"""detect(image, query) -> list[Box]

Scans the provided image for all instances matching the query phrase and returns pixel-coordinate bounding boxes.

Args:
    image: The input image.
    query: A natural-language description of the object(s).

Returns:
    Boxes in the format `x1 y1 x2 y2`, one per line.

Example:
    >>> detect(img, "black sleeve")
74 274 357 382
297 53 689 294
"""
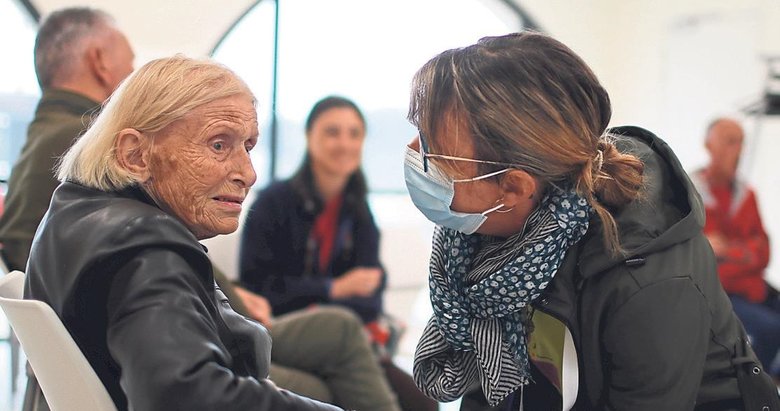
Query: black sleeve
332 203 385 322
352 202 382 268
239 188 331 311
105 248 341 411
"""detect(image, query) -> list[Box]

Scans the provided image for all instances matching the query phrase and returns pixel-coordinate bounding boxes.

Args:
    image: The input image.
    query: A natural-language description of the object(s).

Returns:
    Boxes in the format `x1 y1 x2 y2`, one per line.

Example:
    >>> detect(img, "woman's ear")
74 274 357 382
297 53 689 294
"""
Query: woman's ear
499 169 538 208
115 128 152 182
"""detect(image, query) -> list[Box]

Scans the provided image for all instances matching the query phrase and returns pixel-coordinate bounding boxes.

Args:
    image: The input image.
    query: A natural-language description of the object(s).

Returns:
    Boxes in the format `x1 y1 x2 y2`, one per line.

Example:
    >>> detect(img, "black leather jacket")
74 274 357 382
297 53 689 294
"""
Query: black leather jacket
25 182 340 411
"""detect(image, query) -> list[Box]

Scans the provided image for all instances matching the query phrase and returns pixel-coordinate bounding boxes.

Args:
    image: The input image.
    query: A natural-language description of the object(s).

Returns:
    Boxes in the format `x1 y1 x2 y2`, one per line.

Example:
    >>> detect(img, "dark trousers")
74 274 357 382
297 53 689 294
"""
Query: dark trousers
729 294 780 376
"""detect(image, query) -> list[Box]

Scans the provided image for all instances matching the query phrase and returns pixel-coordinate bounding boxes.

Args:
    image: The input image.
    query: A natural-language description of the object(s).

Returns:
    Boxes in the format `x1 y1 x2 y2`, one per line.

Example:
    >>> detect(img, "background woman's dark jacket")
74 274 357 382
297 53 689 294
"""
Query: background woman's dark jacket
239 169 385 322
534 126 759 410
25 182 339 411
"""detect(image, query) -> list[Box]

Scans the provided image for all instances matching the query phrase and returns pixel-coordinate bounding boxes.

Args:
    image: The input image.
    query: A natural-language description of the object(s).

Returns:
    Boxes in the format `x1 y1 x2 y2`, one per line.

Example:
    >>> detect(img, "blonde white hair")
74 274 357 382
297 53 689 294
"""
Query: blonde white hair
57 55 254 191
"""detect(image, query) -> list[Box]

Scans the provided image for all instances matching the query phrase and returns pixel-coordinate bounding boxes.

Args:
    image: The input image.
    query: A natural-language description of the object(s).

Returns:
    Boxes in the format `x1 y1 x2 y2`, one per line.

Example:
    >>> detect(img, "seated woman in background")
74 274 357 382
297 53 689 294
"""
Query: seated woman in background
238 96 436 411
25 56 344 411
240 96 384 325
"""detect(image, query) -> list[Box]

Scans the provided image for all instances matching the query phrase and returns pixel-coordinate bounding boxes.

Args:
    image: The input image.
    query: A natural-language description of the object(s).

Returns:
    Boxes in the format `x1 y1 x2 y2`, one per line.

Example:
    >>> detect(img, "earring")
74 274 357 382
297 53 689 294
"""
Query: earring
494 198 515 213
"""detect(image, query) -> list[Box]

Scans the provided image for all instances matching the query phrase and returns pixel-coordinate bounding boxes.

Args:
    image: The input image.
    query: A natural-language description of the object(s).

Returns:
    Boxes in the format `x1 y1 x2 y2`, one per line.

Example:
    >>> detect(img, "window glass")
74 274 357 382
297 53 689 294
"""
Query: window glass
0 1 38 406
213 0 277 186
0 0 38 182
214 0 523 192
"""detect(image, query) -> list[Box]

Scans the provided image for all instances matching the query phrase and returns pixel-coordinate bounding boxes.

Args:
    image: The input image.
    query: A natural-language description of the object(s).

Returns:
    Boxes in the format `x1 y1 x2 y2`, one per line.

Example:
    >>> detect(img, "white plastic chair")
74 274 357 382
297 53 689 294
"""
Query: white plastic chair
0 256 9 276
0 271 117 411
0 256 23 400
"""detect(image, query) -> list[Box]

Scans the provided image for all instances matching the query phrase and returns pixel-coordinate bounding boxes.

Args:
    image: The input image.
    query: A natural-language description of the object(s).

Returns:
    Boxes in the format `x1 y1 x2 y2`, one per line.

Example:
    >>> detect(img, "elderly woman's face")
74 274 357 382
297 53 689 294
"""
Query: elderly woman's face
147 93 258 239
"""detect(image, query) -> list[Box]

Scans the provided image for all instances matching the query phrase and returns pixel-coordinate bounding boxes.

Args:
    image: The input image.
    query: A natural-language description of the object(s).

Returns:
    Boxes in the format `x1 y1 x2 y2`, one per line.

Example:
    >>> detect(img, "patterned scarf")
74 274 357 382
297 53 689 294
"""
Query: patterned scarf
413 188 591 406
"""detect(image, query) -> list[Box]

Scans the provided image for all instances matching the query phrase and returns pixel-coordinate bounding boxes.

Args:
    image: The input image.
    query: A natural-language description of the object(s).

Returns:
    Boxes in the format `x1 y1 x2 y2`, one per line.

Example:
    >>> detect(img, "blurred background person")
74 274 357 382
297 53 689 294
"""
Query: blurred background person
239 95 437 411
0 7 134 272
240 96 383 325
691 117 780 378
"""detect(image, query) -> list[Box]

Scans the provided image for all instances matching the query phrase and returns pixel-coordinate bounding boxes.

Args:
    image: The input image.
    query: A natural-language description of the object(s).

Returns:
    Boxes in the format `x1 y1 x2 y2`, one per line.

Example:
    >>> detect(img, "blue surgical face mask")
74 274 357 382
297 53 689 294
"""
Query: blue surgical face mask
403 146 510 235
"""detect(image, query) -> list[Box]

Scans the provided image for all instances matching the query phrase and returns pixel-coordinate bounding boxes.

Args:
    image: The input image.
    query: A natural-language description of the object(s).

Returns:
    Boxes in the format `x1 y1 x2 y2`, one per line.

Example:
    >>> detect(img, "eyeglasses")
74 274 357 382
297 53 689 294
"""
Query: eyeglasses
417 132 525 173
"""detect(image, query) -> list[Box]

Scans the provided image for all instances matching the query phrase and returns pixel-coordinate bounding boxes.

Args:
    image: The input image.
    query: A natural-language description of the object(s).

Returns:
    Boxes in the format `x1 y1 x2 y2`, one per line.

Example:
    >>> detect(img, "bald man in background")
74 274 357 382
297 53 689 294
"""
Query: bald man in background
691 117 780 379
0 7 134 272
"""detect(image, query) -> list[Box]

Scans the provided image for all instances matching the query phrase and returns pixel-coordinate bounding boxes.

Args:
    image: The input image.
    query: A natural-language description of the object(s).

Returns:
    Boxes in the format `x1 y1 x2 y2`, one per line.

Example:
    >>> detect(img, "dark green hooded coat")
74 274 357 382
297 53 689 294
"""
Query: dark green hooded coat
535 126 756 410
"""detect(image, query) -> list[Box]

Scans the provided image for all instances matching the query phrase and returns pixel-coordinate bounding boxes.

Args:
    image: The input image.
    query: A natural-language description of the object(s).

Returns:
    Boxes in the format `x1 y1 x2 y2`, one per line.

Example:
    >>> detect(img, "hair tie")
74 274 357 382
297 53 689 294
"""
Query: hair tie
594 149 604 172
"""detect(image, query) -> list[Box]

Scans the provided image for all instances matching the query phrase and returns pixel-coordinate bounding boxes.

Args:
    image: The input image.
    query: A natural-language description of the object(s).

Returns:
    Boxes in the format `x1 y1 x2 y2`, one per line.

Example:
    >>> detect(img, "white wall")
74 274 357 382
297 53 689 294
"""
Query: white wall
519 0 780 286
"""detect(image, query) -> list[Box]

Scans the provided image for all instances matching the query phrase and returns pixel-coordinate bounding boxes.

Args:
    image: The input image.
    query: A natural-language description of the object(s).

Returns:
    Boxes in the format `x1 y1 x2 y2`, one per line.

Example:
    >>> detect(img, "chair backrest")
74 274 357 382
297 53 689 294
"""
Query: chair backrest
0 255 9 276
0 271 117 411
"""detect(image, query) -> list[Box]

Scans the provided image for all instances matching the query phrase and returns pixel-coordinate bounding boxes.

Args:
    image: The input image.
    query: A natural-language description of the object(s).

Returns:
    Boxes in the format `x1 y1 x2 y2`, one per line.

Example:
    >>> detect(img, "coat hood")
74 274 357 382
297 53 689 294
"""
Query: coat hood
577 126 706 277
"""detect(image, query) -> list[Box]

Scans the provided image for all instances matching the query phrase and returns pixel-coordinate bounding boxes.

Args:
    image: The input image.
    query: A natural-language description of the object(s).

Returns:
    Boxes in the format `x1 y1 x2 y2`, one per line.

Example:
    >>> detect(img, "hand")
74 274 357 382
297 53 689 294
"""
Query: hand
706 232 728 258
330 267 382 299
233 286 274 328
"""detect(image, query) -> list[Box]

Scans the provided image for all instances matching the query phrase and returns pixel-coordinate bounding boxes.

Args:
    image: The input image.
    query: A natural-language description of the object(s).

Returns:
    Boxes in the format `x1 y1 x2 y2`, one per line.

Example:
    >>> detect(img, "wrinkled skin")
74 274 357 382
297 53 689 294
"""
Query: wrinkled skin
145 94 258 240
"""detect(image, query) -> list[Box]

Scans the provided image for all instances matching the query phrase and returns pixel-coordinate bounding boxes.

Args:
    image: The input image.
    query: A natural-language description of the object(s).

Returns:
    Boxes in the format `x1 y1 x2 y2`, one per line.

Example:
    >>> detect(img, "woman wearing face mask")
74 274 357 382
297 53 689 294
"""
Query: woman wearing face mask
404 32 779 410
239 96 437 411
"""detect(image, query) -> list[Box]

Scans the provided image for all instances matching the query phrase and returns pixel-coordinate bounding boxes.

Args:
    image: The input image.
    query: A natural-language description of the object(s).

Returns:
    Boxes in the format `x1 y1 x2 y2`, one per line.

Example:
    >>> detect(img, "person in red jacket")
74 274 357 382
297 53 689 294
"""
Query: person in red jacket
691 117 780 377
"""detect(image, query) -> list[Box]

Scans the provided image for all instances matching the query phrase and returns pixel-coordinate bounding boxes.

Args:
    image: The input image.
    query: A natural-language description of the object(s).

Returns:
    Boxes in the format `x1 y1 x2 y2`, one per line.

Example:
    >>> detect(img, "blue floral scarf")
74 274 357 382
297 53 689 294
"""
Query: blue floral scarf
413 188 592 406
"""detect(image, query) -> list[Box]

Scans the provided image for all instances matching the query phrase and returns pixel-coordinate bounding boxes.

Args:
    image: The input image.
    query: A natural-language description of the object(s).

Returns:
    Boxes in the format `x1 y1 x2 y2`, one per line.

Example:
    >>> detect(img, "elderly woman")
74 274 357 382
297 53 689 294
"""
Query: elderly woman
404 32 779 410
24 56 344 411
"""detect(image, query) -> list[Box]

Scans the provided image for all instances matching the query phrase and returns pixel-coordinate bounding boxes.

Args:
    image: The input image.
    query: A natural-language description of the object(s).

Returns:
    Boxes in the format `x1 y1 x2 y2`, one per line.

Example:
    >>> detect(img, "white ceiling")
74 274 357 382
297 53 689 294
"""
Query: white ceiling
24 0 260 63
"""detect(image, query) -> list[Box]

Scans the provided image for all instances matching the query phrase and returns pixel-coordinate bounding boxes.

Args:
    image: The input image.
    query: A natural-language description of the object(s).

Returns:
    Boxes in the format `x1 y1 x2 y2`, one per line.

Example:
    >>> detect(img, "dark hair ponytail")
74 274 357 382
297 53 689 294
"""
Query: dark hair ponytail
576 136 644 254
